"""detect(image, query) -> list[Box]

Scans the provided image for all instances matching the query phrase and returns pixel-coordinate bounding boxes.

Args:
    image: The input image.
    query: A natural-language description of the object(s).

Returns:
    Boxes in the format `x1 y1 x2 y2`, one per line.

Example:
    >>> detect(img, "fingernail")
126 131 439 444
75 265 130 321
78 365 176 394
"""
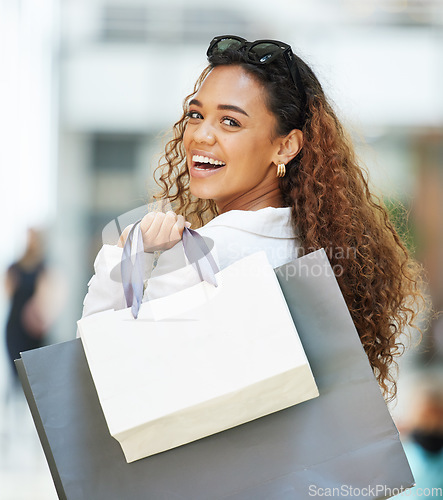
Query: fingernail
185 221 191 228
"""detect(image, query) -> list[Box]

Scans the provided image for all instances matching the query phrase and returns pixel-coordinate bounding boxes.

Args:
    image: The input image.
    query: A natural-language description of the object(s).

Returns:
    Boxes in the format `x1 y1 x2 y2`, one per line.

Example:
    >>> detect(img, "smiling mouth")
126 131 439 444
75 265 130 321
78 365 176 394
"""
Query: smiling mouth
192 155 226 171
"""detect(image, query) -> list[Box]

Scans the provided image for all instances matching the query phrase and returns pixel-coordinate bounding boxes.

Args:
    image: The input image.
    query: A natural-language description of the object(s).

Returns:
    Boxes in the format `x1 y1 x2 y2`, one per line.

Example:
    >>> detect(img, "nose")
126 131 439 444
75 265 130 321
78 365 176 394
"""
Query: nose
192 120 216 146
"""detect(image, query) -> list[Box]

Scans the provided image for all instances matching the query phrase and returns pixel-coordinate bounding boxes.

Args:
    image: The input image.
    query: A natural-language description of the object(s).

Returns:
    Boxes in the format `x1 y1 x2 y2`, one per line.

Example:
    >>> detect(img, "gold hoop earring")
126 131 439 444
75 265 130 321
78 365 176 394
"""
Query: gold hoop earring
277 163 286 178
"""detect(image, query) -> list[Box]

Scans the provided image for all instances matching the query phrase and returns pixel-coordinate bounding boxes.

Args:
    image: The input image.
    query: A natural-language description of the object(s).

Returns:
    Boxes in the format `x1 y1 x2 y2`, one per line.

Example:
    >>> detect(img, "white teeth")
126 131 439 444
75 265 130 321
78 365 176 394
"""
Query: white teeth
192 155 225 166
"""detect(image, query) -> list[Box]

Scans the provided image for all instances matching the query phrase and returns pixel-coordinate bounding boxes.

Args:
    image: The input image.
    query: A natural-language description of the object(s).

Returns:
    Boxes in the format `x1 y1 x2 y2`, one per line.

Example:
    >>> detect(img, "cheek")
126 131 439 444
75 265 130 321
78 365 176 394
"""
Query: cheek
238 137 272 166
220 136 247 162
183 127 190 148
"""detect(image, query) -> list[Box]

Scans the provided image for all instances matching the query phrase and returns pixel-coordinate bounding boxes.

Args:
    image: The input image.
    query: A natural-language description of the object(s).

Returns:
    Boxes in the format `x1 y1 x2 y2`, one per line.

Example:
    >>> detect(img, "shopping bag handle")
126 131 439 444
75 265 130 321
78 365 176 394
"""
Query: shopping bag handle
121 220 219 318
182 226 219 287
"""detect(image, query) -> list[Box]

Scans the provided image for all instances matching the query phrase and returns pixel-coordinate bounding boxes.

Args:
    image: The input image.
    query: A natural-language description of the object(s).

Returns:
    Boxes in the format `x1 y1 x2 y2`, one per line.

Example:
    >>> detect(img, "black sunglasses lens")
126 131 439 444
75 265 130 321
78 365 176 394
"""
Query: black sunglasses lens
249 43 281 63
211 38 244 55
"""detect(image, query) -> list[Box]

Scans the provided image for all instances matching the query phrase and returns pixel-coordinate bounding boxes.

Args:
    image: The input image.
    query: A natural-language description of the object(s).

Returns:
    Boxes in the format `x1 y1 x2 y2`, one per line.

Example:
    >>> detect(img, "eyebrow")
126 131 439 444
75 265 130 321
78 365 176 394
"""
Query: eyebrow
189 99 249 117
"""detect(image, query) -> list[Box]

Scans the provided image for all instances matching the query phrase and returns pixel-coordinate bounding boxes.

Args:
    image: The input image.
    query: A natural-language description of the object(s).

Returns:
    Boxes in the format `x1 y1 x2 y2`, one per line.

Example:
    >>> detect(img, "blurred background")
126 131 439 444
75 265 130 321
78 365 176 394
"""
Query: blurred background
1 0 442 498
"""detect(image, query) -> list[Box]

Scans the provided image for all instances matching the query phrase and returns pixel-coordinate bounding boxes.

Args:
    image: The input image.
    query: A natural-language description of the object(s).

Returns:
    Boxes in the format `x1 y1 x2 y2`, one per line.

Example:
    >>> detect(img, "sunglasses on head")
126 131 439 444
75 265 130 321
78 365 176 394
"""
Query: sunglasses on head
207 35 303 92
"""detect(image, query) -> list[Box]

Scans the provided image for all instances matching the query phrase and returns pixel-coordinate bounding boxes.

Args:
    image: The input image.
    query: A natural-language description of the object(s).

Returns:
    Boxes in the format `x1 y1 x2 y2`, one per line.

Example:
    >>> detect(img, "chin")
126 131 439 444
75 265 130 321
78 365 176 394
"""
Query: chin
189 182 216 201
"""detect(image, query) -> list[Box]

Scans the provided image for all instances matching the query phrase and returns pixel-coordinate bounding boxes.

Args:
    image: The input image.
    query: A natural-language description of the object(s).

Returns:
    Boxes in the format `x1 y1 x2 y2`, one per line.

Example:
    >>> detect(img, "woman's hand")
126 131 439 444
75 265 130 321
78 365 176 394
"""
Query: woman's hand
117 211 189 252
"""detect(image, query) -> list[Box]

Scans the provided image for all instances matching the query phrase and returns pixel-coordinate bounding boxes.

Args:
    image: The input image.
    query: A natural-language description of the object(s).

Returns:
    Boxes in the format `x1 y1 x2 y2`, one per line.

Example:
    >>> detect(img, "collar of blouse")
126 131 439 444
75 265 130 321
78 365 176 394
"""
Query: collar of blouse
202 206 296 239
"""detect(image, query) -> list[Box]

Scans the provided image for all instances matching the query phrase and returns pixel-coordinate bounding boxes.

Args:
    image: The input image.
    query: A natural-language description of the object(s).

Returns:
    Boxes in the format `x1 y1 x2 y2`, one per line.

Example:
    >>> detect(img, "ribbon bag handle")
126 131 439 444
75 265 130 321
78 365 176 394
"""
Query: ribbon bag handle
121 224 219 319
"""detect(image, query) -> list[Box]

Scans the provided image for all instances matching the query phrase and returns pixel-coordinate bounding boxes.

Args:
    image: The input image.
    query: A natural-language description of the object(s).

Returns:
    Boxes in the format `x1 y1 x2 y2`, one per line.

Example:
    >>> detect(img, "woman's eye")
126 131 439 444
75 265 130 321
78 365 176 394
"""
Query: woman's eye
186 111 202 119
221 117 240 127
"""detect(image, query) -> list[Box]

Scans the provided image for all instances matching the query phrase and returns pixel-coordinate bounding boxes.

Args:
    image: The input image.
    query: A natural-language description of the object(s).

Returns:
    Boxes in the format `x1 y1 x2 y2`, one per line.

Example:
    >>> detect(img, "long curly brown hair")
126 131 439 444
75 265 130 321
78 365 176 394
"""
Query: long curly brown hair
154 46 425 401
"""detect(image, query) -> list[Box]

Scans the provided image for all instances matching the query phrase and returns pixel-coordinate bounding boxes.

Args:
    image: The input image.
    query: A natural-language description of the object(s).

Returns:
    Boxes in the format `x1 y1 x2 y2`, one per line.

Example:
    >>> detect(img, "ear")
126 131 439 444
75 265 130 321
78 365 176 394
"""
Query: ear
274 129 303 165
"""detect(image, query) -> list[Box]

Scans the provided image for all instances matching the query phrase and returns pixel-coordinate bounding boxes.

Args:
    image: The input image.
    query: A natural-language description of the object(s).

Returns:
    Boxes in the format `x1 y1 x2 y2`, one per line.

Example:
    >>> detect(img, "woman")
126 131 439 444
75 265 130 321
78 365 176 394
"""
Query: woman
5 228 49 381
82 36 424 401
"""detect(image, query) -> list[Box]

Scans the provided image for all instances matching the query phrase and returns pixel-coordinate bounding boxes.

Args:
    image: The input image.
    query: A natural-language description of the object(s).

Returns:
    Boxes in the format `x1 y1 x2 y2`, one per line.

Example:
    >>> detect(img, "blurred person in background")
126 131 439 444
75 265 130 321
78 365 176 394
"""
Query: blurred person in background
397 370 443 497
4 227 64 385
412 156 443 364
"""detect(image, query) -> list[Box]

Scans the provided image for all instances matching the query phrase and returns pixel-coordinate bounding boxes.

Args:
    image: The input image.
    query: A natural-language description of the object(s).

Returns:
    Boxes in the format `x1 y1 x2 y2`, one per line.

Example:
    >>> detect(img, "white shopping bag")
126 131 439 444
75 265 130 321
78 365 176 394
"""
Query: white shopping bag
78 251 318 463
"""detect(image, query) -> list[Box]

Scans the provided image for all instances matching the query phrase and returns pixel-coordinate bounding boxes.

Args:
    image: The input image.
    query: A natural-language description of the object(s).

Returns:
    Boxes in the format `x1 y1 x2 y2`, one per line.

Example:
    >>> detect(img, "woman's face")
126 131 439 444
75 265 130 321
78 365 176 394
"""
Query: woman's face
183 65 283 212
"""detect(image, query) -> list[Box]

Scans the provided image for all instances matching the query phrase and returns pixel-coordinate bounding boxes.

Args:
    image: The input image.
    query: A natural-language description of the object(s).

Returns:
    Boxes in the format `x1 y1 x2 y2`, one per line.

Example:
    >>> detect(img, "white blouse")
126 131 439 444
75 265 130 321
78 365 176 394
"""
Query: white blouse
81 207 300 320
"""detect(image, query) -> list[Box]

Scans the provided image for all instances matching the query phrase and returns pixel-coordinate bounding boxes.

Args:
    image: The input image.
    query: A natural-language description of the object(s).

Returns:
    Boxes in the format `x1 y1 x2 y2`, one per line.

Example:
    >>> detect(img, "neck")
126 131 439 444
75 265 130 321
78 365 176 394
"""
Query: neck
217 183 284 214
19 251 42 269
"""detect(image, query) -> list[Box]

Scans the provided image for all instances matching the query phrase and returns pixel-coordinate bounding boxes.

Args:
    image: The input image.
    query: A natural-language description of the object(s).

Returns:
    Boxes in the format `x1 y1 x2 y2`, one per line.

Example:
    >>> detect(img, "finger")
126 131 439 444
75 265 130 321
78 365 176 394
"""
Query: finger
142 213 167 251
156 211 178 242
145 212 166 239
175 214 186 235
173 215 185 238
185 221 191 228
140 212 156 234
170 215 185 241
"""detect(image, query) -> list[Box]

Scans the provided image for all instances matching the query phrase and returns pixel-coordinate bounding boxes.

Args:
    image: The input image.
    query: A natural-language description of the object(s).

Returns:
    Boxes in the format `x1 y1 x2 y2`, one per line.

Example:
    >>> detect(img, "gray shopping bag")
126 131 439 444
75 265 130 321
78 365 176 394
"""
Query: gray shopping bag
16 249 414 499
